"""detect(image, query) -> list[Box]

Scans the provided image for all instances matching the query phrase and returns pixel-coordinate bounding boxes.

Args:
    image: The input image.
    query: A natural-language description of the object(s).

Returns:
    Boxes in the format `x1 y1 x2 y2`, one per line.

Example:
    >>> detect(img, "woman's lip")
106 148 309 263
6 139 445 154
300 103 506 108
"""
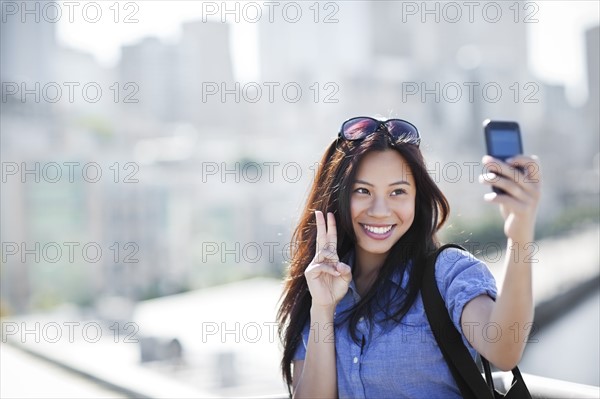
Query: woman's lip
360 223 396 228
360 224 396 240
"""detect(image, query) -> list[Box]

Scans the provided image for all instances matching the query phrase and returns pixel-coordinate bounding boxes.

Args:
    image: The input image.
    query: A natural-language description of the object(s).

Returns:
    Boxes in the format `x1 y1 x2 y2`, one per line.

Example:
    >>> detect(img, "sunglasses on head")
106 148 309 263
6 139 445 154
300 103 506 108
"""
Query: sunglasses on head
338 116 421 146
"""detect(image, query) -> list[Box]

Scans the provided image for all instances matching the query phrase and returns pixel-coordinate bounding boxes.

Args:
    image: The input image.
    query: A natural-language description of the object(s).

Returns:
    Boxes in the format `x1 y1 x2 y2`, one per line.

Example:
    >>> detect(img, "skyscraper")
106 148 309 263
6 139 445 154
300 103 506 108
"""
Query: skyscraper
176 20 235 129
585 25 599 147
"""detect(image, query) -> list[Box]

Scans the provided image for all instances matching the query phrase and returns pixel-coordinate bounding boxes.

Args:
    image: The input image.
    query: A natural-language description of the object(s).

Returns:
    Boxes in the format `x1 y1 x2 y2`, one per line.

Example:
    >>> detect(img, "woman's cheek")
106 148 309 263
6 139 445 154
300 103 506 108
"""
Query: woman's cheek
398 198 416 219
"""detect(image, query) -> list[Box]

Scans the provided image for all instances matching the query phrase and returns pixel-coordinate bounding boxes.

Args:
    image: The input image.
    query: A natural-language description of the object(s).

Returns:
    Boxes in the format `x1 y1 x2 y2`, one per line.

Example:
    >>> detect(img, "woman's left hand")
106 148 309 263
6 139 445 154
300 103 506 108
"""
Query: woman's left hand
479 154 542 243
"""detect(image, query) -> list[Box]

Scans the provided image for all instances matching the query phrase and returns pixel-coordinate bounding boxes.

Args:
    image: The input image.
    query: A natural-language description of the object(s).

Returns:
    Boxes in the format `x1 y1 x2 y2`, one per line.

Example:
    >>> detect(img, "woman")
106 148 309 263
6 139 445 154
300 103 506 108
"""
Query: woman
276 116 541 398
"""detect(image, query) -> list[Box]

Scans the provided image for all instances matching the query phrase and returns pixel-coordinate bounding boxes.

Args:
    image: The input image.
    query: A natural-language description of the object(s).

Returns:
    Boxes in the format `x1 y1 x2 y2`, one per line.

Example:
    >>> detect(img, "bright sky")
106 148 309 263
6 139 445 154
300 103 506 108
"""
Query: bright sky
56 1 261 77
54 1 599 105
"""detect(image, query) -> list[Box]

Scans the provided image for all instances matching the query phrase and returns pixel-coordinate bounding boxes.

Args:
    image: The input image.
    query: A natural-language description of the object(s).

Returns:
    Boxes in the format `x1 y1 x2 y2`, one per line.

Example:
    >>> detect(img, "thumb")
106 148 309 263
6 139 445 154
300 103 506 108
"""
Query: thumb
336 262 352 275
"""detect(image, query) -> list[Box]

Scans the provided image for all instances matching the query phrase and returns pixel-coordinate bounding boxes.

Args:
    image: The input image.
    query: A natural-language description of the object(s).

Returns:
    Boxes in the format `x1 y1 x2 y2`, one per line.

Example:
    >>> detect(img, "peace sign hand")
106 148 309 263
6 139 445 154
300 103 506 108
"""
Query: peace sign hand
304 211 352 309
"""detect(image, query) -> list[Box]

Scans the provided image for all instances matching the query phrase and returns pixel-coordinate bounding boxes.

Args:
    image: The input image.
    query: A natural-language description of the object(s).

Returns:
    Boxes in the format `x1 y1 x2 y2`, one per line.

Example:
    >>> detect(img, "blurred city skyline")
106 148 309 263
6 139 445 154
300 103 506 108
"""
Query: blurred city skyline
2 0 599 313
54 0 599 104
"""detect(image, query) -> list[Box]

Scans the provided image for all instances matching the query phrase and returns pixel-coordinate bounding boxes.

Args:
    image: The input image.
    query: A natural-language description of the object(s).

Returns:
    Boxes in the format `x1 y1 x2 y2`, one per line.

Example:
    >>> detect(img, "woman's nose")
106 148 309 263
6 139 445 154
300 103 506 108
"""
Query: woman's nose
367 196 391 217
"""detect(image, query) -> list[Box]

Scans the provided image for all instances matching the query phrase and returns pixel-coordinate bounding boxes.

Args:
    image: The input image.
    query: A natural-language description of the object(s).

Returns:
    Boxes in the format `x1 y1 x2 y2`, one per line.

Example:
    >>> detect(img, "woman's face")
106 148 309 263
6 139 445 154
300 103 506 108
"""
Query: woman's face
350 149 416 260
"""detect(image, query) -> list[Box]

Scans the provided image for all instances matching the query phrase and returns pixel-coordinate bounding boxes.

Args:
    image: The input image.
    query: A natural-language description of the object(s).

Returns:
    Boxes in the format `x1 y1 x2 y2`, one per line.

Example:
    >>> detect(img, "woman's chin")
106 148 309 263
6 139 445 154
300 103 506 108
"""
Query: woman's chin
357 242 394 255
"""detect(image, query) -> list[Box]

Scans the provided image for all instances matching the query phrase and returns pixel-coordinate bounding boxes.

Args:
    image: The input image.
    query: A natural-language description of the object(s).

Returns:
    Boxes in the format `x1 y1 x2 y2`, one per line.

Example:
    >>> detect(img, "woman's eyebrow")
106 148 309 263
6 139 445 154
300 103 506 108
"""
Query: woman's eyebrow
353 179 411 186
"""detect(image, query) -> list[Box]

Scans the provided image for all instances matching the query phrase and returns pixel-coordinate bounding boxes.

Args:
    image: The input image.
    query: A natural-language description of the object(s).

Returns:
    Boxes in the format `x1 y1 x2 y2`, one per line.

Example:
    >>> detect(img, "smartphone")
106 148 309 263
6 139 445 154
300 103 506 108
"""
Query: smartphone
483 119 523 195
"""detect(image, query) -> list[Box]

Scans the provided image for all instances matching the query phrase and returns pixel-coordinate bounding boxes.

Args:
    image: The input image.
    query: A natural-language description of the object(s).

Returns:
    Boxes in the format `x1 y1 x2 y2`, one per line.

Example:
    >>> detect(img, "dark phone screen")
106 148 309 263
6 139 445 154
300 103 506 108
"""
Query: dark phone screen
489 129 521 158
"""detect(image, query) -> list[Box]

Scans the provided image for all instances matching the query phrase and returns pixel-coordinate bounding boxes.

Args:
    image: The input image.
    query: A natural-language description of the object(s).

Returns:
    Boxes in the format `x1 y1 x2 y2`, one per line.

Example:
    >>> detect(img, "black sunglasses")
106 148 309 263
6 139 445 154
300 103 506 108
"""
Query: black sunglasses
338 116 421 146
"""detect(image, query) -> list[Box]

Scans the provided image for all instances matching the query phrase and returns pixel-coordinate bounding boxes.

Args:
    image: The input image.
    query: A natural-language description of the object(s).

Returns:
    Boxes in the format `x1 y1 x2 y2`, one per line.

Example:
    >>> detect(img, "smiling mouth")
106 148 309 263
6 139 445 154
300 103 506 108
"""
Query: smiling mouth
360 223 396 235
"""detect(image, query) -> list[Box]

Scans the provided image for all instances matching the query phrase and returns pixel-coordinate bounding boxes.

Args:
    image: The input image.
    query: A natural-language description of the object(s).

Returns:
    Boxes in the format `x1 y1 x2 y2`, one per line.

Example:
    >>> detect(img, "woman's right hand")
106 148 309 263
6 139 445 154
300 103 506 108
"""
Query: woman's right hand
304 211 352 309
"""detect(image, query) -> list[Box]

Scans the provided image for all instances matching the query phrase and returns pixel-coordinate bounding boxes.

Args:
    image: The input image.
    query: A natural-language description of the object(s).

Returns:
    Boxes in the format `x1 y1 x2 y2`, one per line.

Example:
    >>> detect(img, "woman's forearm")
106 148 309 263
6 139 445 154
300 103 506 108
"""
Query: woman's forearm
486 237 535 370
294 306 338 398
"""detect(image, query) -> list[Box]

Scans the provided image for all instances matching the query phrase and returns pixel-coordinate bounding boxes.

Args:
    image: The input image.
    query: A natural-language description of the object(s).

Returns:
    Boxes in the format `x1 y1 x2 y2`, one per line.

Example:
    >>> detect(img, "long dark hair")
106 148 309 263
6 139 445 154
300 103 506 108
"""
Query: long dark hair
276 128 450 394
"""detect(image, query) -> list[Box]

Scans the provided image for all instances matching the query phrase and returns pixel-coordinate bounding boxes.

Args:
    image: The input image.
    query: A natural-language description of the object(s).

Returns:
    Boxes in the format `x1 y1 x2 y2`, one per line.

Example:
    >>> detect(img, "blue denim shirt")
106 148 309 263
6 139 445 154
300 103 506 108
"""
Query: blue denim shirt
293 247 498 398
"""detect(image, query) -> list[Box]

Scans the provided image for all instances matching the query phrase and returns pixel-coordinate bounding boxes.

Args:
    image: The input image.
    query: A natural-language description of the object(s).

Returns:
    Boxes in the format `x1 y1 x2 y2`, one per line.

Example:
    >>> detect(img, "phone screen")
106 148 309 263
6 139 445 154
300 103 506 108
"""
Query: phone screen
489 129 521 159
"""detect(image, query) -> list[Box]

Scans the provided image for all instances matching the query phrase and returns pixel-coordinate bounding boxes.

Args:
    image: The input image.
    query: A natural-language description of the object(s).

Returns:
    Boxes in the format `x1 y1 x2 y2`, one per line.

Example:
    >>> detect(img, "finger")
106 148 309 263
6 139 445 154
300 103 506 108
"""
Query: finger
335 262 353 281
504 155 542 185
482 155 541 200
335 261 352 274
305 263 341 278
316 247 339 265
326 212 338 256
482 155 524 182
483 191 524 210
484 193 531 221
482 155 541 196
479 172 528 202
314 210 326 261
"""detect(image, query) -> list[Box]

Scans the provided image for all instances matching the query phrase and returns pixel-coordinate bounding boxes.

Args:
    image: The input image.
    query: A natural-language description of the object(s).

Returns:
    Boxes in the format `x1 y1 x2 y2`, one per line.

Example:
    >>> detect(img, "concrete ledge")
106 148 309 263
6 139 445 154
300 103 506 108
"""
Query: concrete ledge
4 340 148 398
2 337 215 399
534 274 600 329
493 371 600 398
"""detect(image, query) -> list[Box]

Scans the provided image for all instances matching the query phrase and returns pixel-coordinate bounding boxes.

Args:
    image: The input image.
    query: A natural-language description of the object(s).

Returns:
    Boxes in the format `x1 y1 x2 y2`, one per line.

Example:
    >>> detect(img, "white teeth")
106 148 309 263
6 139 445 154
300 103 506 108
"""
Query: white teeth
363 224 393 234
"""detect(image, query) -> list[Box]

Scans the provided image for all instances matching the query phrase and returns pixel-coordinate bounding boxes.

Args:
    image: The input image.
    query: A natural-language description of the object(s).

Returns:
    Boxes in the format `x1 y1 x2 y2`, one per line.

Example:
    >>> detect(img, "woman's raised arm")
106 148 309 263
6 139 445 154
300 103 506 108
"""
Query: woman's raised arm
462 155 542 370
292 211 352 398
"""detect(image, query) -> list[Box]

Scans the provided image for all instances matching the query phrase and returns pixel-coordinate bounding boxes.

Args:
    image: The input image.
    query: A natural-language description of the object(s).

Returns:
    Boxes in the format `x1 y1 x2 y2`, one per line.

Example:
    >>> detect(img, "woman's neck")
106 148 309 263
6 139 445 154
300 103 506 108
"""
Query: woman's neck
353 248 388 294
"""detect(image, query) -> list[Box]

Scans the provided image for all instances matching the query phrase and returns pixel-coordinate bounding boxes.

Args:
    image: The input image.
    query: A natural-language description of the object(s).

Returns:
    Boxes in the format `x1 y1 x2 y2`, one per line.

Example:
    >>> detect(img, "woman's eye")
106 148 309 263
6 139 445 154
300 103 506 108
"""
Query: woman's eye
354 188 406 195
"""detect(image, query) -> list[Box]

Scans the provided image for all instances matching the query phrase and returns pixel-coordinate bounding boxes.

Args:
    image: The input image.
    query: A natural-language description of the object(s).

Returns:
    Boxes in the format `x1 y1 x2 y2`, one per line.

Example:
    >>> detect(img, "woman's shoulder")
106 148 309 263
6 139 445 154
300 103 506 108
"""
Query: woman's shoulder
434 245 481 269
433 244 495 288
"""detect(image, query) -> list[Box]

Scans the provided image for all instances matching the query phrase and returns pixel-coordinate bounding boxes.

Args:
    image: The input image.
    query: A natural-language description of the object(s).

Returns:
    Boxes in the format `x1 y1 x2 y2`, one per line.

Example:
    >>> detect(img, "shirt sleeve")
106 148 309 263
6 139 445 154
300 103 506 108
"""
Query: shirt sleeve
434 246 498 336
292 319 311 361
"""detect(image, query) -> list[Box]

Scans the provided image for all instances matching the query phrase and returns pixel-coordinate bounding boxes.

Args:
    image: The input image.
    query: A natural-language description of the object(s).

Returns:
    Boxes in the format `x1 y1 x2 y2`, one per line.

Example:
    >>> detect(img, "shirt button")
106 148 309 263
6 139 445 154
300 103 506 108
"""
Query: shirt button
359 317 364 323
353 356 358 364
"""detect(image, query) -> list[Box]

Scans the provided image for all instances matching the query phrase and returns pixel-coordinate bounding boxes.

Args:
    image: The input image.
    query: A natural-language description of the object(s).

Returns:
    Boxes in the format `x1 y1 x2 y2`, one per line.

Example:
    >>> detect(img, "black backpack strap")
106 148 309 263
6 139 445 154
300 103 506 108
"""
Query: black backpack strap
421 244 494 399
